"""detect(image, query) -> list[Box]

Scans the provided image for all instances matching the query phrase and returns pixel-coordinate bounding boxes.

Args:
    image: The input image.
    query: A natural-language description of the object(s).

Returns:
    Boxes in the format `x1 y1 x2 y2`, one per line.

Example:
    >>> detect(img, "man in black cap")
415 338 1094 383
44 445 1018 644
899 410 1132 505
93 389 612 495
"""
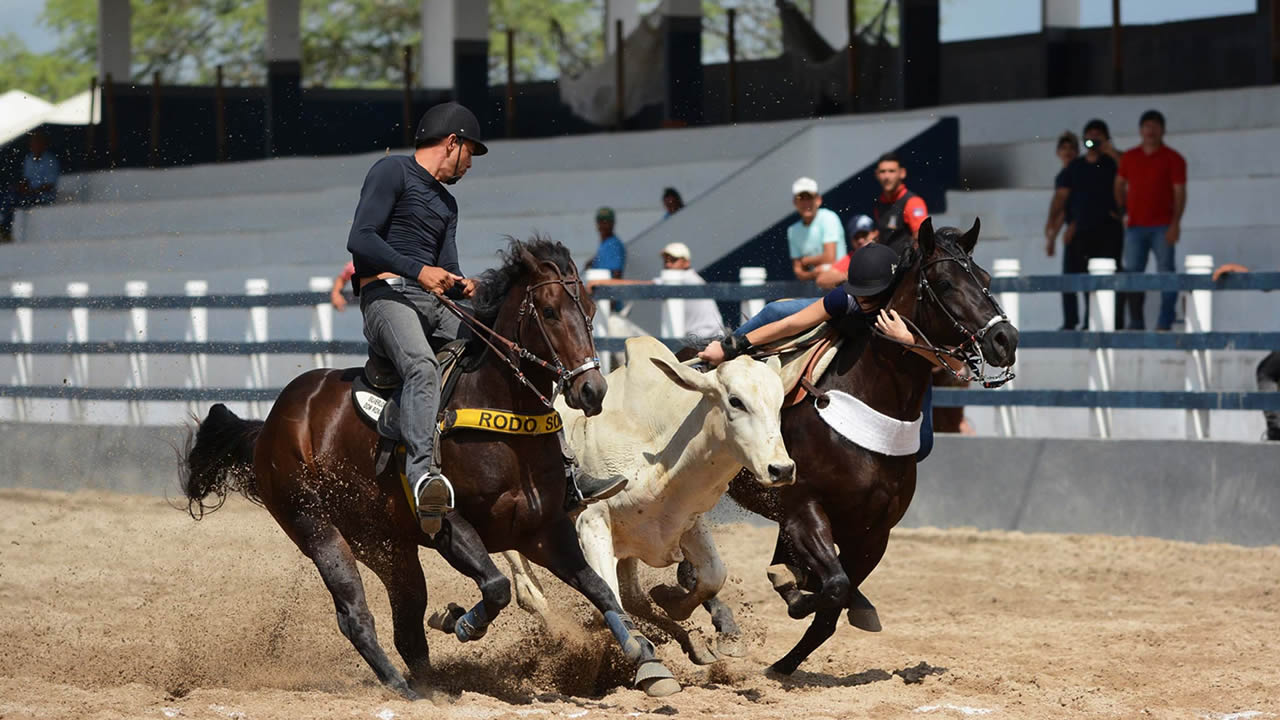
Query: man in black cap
346 101 488 536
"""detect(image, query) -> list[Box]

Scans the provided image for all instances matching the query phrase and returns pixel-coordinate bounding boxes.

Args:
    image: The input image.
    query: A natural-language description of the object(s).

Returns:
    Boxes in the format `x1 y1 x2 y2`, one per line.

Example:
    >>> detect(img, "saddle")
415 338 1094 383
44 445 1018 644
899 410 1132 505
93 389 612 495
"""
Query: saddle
755 325 844 408
351 339 478 442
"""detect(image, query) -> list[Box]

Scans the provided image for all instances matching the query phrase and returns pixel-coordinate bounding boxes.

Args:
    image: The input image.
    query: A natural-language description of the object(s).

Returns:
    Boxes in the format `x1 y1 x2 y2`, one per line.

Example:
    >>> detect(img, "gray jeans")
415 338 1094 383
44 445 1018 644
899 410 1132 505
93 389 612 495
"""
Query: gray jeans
359 281 461 482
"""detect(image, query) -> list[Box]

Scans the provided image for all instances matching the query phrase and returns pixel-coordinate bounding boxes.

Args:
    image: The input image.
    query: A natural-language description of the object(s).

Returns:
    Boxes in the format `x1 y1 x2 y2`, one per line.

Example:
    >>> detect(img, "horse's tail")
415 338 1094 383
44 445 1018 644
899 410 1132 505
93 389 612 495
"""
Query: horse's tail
180 403 265 519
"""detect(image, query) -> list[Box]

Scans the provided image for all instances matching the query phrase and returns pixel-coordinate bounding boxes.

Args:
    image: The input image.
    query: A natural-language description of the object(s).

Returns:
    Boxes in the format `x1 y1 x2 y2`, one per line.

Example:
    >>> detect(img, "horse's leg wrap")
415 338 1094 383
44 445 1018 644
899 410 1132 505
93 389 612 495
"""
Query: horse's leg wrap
454 600 490 642
604 610 651 663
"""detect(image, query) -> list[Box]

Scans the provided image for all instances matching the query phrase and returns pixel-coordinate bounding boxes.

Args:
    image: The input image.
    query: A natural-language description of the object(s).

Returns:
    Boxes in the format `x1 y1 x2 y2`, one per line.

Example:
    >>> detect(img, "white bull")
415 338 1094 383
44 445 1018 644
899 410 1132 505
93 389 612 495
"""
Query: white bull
504 336 794 662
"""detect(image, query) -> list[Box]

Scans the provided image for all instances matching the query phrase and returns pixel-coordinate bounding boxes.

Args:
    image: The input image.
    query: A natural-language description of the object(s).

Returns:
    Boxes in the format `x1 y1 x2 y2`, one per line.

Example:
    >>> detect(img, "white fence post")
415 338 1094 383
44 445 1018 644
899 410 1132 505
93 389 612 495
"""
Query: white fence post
245 278 269 419
1086 258 1116 439
739 267 767 325
125 280 149 424
184 280 209 418
584 268 614 374
992 259 1021 437
1184 254 1214 440
66 282 90 422
659 268 687 340
309 276 334 369
10 282 33 421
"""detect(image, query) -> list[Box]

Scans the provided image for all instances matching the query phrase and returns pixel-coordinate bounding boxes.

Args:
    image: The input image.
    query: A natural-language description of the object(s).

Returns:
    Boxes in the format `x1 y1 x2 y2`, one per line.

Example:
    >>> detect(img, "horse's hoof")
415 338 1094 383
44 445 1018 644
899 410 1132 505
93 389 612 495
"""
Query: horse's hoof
716 632 746 658
391 681 423 701
785 592 817 620
766 661 798 677
847 606 882 632
649 584 695 621
635 660 680 697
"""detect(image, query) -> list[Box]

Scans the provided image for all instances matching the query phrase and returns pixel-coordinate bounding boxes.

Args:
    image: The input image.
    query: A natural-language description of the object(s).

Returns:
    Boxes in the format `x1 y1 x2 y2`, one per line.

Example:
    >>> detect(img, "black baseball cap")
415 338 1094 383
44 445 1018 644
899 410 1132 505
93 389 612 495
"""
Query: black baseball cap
415 102 488 156
841 242 901 297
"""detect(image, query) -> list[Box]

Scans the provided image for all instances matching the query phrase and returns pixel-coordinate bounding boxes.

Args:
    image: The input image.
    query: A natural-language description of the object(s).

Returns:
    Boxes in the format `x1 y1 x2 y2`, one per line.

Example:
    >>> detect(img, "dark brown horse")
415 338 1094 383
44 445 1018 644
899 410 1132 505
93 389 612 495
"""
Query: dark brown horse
693 218 1018 675
181 237 680 699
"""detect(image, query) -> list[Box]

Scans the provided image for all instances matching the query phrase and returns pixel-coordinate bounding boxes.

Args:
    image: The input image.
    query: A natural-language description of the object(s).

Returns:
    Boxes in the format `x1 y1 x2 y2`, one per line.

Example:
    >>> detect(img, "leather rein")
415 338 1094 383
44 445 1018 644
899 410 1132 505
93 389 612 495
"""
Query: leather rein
436 261 600 409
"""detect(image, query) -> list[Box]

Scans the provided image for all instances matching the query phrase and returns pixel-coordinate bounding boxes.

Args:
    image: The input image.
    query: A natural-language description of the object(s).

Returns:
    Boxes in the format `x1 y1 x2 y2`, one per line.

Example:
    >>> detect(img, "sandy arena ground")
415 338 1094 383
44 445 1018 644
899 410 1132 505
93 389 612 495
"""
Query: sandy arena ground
0 488 1277 720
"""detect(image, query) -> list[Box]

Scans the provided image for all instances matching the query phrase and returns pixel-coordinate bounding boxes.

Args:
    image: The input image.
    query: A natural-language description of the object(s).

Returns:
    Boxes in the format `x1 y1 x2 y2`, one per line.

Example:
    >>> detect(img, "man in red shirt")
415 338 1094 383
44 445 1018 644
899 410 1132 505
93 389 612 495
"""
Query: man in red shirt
1115 109 1187 330
872 152 929 238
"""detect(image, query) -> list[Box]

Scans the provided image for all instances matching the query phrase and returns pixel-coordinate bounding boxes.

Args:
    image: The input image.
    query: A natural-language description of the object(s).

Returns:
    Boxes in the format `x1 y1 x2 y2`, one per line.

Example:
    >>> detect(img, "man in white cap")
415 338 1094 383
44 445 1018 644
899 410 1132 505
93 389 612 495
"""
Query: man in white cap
787 176 846 281
586 242 724 338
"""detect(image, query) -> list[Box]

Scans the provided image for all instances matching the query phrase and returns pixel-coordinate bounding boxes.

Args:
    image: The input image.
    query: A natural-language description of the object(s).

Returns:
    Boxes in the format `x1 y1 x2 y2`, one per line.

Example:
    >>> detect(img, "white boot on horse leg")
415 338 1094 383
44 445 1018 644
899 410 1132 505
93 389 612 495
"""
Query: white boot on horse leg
502 550 550 619
649 518 725 622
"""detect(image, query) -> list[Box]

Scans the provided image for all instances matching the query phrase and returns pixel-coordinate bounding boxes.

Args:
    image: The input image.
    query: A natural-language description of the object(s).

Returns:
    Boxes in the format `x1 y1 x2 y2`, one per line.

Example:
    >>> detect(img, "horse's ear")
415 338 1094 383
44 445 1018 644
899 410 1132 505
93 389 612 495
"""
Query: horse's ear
764 355 782 376
518 245 540 270
917 217 936 257
650 356 715 396
960 217 980 255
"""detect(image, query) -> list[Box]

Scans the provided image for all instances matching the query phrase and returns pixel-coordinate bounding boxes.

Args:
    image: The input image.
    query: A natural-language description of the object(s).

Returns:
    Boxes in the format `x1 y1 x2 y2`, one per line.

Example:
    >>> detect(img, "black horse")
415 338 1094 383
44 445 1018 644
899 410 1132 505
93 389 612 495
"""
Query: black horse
693 218 1019 674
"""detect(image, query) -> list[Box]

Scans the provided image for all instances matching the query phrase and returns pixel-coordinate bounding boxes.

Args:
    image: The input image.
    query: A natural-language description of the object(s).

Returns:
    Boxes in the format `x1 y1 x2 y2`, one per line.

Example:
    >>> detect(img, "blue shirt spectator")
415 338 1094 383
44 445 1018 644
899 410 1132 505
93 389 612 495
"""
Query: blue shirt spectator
588 206 626 278
2 131 60 241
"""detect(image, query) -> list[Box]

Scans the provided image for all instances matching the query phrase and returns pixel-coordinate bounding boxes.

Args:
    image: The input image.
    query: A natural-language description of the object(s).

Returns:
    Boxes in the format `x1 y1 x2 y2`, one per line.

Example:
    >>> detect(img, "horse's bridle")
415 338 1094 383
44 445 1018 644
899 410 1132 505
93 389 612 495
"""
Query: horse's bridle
438 261 600 409
878 247 1016 389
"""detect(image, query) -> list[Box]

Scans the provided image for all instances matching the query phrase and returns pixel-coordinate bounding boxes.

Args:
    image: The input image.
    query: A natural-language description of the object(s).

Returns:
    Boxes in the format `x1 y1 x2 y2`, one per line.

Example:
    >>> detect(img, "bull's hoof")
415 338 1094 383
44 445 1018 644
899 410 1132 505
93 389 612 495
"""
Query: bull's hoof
427 602 466 634
636 660 681 697
686 634 722 666
389 679 423 701
716 632 746 658
649 584 695 621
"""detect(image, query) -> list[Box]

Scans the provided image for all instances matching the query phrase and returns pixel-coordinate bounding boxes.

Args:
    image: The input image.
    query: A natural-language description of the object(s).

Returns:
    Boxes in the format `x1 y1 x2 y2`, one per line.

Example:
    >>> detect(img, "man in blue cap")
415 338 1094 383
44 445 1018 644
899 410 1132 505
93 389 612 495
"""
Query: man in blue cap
345 102 487 536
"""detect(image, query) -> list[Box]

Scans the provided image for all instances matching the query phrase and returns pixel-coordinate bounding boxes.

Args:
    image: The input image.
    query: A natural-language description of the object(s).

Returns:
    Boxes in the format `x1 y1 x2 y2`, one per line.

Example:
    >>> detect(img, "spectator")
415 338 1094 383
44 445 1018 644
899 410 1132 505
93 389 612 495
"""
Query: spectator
816 214 879 290
1056 130 1080 168
787 177 846 281
1212 263 1279 442
330 260 356 311
1115 109 1187 330
1046 119 1124 330
662 187 684 217
1 130 61 242
872 152 928 238
587 206 626 279
587 242 724 338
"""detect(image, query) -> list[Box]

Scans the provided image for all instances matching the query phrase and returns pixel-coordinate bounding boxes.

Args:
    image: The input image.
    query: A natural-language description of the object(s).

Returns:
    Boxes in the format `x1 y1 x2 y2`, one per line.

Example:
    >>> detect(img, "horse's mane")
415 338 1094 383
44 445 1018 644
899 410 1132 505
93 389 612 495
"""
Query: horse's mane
472 235 577 325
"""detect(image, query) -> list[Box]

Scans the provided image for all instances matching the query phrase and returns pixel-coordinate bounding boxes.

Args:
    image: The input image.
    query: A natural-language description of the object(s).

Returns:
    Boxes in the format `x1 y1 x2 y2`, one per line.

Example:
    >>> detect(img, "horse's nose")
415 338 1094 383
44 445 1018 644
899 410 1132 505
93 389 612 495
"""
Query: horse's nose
576 373 608 417
984 321 1019 367
768 462 796 486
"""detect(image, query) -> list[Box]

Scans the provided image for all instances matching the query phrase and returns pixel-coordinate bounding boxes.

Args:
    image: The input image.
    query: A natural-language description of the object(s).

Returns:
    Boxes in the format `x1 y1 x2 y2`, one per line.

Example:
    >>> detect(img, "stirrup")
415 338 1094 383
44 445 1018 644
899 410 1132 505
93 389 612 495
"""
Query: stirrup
413 471 455 536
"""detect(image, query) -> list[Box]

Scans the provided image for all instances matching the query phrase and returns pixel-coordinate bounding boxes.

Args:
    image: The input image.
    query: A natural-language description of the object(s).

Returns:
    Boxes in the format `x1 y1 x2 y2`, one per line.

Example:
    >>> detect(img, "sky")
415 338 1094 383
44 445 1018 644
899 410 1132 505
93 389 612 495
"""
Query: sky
0 0 1262 55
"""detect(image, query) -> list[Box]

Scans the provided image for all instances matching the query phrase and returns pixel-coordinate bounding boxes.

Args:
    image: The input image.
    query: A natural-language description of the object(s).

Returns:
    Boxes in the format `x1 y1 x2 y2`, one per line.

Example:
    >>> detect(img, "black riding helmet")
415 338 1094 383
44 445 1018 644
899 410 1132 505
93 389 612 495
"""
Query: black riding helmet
841 242 901 298
415 102 489 156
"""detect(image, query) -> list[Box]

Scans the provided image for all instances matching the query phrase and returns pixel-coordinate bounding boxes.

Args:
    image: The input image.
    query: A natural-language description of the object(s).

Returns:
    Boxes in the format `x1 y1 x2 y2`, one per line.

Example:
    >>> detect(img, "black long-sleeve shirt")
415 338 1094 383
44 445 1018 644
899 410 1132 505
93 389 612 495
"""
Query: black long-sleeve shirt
346 155 461 295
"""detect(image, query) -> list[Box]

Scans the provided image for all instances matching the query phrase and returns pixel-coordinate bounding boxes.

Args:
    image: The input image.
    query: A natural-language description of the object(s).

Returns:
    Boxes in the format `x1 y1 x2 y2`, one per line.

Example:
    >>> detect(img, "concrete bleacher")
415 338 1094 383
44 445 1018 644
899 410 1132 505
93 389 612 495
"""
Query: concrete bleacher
2 85 1278 439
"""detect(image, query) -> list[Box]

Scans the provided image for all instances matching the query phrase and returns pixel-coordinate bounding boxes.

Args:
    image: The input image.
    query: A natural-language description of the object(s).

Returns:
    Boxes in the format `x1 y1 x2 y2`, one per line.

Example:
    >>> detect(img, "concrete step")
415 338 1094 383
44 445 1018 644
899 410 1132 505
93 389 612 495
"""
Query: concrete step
20 160 736 245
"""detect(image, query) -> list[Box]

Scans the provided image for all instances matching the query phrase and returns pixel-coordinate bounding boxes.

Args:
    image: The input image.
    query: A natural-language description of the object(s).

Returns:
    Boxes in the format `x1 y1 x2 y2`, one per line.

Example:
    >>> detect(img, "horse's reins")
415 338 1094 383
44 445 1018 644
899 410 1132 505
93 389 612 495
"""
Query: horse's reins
436 261 600 409
872 247 1015 389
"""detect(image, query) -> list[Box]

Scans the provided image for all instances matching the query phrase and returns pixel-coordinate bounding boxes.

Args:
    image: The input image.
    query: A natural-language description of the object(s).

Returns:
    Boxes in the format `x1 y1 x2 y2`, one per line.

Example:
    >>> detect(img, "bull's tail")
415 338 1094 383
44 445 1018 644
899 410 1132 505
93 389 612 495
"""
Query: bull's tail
180 403 265 518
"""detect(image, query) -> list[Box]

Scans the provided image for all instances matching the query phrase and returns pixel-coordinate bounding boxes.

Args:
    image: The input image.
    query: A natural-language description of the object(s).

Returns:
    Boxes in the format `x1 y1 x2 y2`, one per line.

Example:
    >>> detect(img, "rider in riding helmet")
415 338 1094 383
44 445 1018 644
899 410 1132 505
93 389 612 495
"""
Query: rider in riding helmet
699 242 959 462
347 101 483 536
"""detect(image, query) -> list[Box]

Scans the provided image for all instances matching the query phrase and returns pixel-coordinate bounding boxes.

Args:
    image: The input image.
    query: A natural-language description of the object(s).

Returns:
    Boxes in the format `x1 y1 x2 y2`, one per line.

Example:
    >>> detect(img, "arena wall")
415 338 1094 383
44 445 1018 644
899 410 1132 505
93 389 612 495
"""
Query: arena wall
2 423 1275 547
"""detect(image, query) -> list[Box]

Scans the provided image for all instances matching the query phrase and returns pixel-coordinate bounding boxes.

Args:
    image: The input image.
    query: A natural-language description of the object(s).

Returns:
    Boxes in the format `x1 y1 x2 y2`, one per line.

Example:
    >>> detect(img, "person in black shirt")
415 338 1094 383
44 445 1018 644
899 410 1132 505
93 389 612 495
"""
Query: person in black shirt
1045 119 1124 330
347 102 486 536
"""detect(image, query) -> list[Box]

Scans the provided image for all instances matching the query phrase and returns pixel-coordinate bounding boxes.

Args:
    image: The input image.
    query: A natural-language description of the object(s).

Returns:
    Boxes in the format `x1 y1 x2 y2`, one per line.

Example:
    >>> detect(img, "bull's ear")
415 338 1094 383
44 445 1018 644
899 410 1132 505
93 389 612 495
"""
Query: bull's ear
650 356 715 396
765 355 782 376
917 217 936 257
960 217 981 255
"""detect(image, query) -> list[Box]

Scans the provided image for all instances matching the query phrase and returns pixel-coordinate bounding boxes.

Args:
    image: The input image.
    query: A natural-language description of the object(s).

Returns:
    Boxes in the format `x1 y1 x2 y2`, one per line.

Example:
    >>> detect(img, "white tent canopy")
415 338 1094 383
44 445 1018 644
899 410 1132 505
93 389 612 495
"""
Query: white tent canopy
0 88 100 146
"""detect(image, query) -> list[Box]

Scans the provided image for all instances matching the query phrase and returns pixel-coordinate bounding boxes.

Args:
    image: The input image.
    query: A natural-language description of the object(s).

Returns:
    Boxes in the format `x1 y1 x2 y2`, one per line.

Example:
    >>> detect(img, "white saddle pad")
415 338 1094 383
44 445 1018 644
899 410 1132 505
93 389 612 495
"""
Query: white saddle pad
815 389 922 457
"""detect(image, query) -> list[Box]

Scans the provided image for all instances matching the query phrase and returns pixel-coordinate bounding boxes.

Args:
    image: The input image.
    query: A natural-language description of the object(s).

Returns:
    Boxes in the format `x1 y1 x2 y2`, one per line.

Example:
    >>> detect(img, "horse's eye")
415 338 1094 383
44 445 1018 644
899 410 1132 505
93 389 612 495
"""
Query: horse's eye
729 396 746 411
542 306 558 320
